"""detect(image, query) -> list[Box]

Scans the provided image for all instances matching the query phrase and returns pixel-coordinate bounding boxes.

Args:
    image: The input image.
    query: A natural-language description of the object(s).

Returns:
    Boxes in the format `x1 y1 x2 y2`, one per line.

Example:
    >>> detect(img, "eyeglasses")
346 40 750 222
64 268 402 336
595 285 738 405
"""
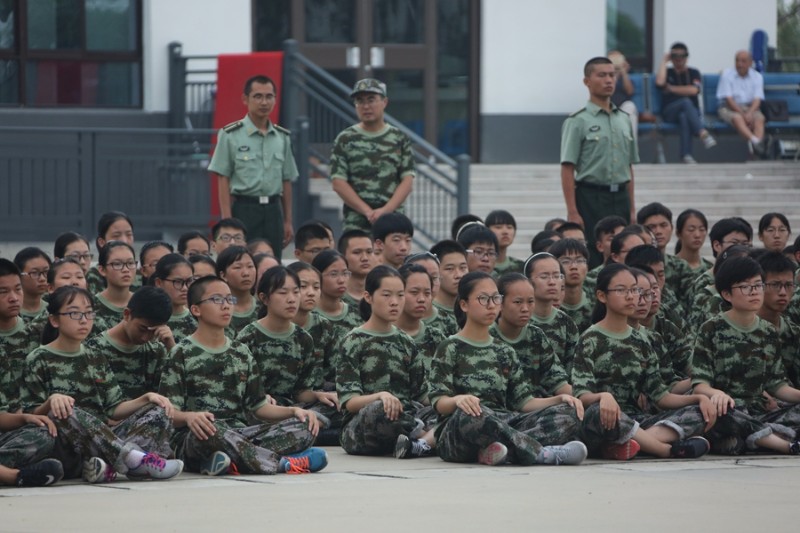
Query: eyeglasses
639 290 654 302
765 281 795 292
22 269 50 279
107 260 137 271
558 257 588 267
217 233 245 243
324 270 352 280
186 250 211 257
534 273 565 282
57 311 96 321
474 293 503 307
763 227 789 235
606 287 644 297
731 283 766 295
466 249 498 260
197 295 237 306
65 253 93 262
301 247 327 256
722 240 752 247
163 277 198 290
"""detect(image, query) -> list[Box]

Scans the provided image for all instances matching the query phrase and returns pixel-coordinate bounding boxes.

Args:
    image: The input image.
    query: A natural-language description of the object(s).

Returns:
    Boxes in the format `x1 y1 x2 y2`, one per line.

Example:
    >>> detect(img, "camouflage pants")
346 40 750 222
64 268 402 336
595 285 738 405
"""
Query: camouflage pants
706 406 797 453
437 404 581 465
175 418 314 475
340 400 425 456
581 404 707 456
0 424 56 469
111 405 174 459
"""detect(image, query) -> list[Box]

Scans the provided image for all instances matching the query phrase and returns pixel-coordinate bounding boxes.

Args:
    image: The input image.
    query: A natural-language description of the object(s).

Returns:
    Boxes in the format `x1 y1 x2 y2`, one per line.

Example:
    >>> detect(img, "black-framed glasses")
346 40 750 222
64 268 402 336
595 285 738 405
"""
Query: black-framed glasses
765 281 796 292
197 295 237 306
217 233 245 243
474 293 503 307
65 253 94 262
164 277 198 290
558 257 588 267
57 311 96 321
721 239 752 247
731 283 765 295
22 269 50 279
466 249 498 260
606 287 643 297
301 247 327 256
107 260 137 271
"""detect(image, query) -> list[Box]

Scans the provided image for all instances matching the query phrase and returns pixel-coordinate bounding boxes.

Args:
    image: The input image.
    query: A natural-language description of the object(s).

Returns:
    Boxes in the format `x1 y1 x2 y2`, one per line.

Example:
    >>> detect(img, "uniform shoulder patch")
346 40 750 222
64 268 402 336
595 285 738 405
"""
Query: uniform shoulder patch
222 121 244 133
568 107 586 117
273 124 291 135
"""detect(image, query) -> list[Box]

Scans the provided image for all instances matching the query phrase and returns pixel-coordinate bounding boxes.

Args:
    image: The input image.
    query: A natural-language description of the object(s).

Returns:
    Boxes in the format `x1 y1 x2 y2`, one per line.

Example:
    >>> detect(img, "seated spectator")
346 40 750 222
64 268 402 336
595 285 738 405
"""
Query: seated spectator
716 50 766 155
608 51 639 143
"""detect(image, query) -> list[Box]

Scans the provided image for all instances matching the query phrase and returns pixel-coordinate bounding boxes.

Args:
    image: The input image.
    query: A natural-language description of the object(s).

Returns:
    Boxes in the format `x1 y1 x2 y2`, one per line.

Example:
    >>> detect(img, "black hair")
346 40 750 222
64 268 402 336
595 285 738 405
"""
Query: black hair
453 271 494 328
53 232 90 259
127 286 172 324
794 235 800 250
715 256 763 296
748 248 769 262
756 250 797 277
591 263 633 324
674 208 708 254
359 265 403 321
372 212 414 242
670 42 689 53
523 252 557 278
47 258 83 285
544 218 567 232
624 244 664 268
253 253 278 272
153 253 193 284
307 219 334 239
398 262 432 288
0 258 21 278
628 263 655 277
430 239 467 261
188 275 223 309
548 238 590 260
457 224 499 252
404 251 440 266
247 238 275 256
215 245 253 277
177 231 211 256
287 261 321 280
636 202 673 225
98 241 135 267
140 240 174 267
256 265 300 319
311 249 346 274
451 215 484 240
594 215 628 241
211 217 247 240
95 211 133 252
13 247 52 271
584 56 613 77
244 74 276 95
709 218 752 257
530 230 560 253
555 222 585 235
485 210 517 229
42 286 94 345
609 231 644 262
758 212 791 236
713 244 751 275
337 229 373 255
188 254 217 272
295 222 331 250
496 272 531 297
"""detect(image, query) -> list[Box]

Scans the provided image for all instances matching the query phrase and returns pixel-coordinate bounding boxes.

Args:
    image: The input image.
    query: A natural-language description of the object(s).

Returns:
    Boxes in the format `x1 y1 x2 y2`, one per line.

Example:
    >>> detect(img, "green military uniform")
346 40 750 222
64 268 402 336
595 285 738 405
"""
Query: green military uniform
684 269 714 313
84 331 167 401
329 124 415 232
429 335 580 465
0 317 39 411
224 298 258 339
492 256 524 278
208 115 298 260
664 254 693 308
559 292 593 333
336 326 427 455
341 292 359 309
777 317 800 388
583 264 602 294
561 101 639 267
530 308 580 377
423 304 459 337
646 313 693 380
300 312 338 391
313 303 362 331
787 289 800 326
93 293 125 333
19 300 47 323
0 382 56 469
168 309 197 345
687 286 727 333
406 321 447 376
85 268 143 295
490 323 569 397
159 336 314 474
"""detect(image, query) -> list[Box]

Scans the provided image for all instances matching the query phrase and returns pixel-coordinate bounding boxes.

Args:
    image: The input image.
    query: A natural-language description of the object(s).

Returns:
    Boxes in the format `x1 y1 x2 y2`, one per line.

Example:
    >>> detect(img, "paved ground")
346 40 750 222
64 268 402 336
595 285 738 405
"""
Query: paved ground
1 447 797 532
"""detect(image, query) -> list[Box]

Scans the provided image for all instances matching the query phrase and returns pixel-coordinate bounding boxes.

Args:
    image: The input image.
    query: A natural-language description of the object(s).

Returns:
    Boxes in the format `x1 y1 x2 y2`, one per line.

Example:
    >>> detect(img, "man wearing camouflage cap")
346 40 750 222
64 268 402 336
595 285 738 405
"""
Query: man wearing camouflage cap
330 78 415 232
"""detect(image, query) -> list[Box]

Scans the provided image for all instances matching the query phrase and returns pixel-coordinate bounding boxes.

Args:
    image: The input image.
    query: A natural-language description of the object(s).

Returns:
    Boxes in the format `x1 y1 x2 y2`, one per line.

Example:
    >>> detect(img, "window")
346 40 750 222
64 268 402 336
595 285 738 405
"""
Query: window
606 0 652 71
0 0 141 107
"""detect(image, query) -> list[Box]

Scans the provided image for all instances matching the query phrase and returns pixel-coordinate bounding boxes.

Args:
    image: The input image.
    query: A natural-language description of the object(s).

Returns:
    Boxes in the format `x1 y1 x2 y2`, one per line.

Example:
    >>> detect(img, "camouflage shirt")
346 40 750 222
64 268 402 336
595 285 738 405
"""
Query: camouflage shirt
300 312 338 389
559 292 593 333
571 325 670 415
235 322 321 406
636 326 682 390
530 308 580 377
84 331 166 400
426 303 459 336
684 269 714 313
490 322 569 397
22 345 124 420
225 298 258 339
787 289 800 326
335 326 427 422
314 303 362 331
492 256 524 278
691 314 786 413
777 317 800 388
687 284 728 333
428 335 535 415
647 313 693 379
664 254 693 306
158 336 268 427
93 293 125 333
168 309 197 345
86 266 106 294
405 321 447 375
0 317 39 410
329 124 416 231
19 300 47 323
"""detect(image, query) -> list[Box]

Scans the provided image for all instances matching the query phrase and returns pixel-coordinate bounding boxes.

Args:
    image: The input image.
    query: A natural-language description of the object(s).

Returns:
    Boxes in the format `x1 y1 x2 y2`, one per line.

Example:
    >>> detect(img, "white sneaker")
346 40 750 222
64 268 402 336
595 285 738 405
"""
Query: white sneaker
702 134 717 149
83 457 117 484
682 155 698 164
537 441 588 465
127 452 184 480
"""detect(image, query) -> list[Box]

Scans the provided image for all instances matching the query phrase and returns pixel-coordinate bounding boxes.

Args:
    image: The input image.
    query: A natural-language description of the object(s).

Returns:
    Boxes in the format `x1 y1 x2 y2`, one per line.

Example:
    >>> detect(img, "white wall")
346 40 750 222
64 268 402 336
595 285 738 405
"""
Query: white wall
142 0 252 112
481 0 607 114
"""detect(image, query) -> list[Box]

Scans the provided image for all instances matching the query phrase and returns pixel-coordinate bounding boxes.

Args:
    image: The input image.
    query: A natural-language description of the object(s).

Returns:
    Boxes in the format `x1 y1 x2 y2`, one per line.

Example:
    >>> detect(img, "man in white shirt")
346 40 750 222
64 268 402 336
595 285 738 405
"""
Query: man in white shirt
716 50 766 154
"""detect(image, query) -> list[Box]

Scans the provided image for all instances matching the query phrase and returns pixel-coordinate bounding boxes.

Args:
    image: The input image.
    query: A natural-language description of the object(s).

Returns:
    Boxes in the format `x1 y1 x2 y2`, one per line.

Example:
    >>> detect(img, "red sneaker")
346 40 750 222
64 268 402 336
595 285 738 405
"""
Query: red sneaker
601 439 640 460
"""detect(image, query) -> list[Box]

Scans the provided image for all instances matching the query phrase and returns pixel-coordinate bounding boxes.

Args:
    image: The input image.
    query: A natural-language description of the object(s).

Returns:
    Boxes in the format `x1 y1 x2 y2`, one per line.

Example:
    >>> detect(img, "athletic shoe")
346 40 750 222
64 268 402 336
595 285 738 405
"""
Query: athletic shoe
702 133 717 149
279 447 328 474
789 440 800 455
477 442 508 466
682 154 698 164
83 457 117 484
670 436 710 459
15 459 64 487
394 434 432 459
127 452 184 480
200 451 231 476
537 441 588 465
601 439 641 461
711 435 745 455
409 418 425 440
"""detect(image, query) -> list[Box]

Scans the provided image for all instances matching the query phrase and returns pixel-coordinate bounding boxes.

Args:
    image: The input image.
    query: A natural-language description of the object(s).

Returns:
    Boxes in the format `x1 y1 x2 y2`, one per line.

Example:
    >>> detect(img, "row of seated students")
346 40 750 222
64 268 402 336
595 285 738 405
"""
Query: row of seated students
1 204 799 487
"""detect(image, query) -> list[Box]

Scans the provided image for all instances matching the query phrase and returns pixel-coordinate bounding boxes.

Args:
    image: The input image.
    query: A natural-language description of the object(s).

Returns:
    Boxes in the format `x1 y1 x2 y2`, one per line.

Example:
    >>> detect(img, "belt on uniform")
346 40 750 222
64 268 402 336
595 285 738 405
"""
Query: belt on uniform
576 181 629 193
233 194 282 205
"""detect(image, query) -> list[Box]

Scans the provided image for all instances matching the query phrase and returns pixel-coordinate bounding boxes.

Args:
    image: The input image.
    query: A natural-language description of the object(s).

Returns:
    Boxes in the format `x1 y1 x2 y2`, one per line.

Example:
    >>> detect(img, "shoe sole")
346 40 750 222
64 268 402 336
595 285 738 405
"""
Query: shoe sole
83 458 114 484
672 437 710 459
394 435 411 459
478 443 508 466
201 452 231 476
602 440 641 461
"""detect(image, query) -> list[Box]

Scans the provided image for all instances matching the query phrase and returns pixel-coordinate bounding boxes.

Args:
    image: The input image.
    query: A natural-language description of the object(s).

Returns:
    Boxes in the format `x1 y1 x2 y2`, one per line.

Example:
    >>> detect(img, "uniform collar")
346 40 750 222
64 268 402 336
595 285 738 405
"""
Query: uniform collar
242 114 275 136
585 100 619 116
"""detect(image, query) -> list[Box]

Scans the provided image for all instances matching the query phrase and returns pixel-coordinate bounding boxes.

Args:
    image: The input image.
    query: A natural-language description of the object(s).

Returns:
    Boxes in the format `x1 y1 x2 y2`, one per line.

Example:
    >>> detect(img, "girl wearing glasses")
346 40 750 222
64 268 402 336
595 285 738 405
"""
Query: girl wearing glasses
757 212 792 253
53 232 93 275
87 211 138 294
21 285 183 483
13 247 52 322
215 246 257 338
525 252 580 376
311 250 362 332
153 254 197 344
429 271 586 466
94 241 137 333
573 263 714 461
139 241 174 284
692 256 800 456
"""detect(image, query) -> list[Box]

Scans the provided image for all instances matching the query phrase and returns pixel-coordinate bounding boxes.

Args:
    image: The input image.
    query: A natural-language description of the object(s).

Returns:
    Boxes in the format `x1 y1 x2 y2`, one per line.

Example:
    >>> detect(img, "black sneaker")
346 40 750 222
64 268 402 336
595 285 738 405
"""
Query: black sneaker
789 440 800 455
394 435 432 459
15 459 64 487
670 436 710 459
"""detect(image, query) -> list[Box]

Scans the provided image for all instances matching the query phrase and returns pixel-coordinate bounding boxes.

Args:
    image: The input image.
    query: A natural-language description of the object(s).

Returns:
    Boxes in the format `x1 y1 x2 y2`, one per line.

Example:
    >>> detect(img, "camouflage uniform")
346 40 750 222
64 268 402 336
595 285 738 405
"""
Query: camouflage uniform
159 337 314 474
0 388 56 469
336 326 428 455
687 285 728 333
664 254 693 309
787 289 800 326
492 256 525 278
86 266 106 295
342 292 359 309
572 325 707 455
19 300 47 323
224 299 258 339
636 326 683 390
777 317 800 388
430 336 581 464
583 265 602 294
329 124 416 231
301 312 338 391
0 317 39 411
168 309 197 345
406 321 447 376
559 292 593 333
314 303 362 331
490 322 570 396
659 287 689 331
684 269 714 315
93 294 125 333
530 308 580 377
647 313 693 380
84 331 166 400
425 303 459 336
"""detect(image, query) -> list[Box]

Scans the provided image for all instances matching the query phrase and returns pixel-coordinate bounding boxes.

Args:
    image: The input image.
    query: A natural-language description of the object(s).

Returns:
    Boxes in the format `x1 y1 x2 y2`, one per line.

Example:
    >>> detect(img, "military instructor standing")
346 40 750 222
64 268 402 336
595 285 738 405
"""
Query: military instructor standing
209 74 298 260
561 57 638 268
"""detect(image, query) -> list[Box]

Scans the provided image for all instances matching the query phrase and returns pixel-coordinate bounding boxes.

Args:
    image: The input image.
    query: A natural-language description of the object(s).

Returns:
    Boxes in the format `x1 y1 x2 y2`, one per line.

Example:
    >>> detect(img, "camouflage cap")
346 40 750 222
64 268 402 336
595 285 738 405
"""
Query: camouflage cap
350 78 387 98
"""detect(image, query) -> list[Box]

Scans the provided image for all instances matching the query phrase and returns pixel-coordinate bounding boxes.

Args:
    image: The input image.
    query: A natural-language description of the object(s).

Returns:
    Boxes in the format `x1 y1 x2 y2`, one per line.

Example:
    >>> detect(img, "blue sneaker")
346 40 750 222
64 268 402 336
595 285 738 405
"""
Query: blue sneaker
200 451 231 476
278 447 328 474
